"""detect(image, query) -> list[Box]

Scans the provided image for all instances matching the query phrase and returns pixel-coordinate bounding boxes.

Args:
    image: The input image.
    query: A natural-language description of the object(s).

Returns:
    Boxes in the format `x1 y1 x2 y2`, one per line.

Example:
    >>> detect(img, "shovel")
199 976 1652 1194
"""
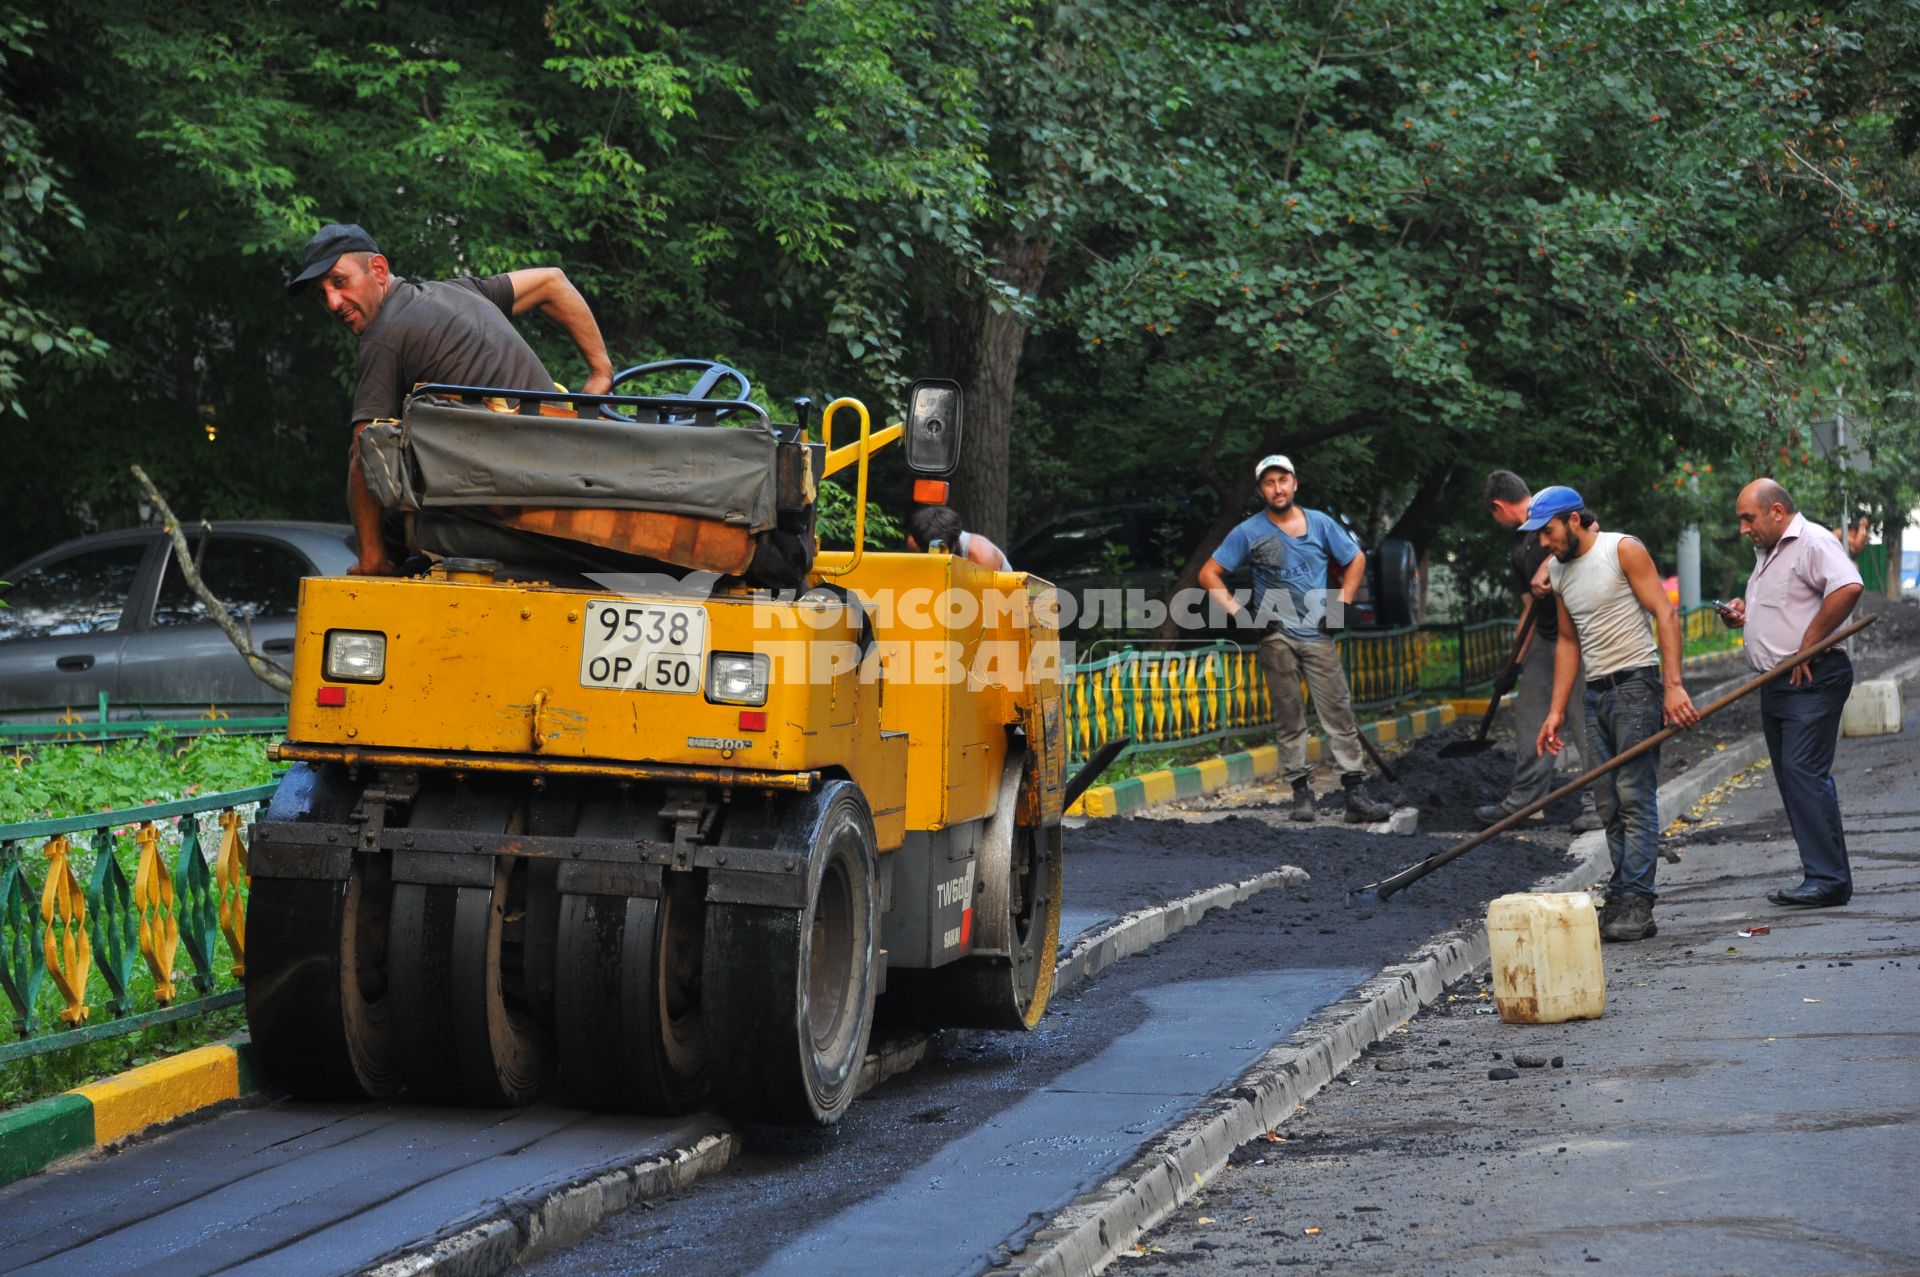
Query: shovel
1349 613 1873 906
1438 604 1540 759
1063 736 1133 812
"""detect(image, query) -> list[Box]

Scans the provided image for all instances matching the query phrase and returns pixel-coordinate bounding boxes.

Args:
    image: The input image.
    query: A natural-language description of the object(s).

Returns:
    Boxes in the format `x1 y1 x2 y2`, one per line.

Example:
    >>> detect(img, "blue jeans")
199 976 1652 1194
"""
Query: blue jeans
1760 650 1853 892
1583 668 1664 899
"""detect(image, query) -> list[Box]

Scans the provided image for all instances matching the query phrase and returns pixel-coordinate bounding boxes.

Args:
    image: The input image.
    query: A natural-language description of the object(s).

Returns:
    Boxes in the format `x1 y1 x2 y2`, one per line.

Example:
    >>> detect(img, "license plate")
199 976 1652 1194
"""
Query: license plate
579 600 707 694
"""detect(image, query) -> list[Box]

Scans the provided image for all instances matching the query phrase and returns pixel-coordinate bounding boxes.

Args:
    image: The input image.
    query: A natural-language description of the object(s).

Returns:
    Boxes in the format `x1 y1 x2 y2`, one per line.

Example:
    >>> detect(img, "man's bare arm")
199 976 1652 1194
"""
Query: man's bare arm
1618 536 1699 727
505 267 614 394
965 532 1010 571
1198 558 1241 619
346 421 396 576
1787 582 1862 685
1338 549 1366 606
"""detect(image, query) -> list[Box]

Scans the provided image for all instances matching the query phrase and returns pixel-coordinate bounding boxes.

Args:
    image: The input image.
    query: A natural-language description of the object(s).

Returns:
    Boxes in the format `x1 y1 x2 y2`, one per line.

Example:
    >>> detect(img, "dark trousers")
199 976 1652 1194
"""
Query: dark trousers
1583 668 1664 899
1760 650 1854 893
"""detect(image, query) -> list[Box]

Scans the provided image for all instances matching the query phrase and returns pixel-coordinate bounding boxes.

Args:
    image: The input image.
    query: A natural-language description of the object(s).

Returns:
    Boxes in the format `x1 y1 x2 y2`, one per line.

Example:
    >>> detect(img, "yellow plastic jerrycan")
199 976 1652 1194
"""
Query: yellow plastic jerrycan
1487 891 1606 1024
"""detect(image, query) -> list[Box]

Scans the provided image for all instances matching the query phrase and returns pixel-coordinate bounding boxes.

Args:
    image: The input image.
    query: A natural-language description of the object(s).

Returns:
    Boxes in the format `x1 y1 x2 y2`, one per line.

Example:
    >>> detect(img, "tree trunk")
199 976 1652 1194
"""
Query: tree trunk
1887 519 1905 600
931 231 1050 544
1882 477 1907 600
1384 462 1465 564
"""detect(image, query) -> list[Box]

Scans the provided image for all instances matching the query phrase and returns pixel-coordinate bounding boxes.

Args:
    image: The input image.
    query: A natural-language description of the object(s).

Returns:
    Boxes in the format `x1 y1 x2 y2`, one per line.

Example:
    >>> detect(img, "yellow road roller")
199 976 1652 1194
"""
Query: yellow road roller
245 366 1069 1125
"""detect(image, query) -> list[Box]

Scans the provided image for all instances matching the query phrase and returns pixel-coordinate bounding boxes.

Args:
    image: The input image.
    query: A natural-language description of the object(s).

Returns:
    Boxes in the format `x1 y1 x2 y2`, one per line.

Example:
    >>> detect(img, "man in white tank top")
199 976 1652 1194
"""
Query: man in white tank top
906 505 1012 570
1524 486 1699 942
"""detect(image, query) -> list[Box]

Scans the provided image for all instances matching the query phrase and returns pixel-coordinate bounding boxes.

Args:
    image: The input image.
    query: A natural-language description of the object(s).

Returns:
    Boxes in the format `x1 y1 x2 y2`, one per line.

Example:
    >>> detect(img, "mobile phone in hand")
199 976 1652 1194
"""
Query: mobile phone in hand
1710 599 1739 618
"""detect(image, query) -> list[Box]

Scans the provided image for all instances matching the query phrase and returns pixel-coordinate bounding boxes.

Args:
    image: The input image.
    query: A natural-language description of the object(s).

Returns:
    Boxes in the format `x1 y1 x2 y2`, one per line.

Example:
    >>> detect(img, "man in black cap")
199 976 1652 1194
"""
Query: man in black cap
289 222 614 575
1478 469 1603 834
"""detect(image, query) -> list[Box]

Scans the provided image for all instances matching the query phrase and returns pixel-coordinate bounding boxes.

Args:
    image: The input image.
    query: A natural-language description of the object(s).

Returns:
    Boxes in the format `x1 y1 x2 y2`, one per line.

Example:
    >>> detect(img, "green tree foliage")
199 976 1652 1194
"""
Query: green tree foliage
0 9 108 422
1053 1 1916 604
2 0 1914 608
6 0 1006 551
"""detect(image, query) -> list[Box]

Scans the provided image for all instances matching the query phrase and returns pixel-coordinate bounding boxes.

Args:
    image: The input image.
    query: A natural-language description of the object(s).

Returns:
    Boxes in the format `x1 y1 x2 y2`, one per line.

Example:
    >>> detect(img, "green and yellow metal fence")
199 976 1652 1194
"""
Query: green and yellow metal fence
0 784 271 1064
1063 605 1738 763
0 694 288 748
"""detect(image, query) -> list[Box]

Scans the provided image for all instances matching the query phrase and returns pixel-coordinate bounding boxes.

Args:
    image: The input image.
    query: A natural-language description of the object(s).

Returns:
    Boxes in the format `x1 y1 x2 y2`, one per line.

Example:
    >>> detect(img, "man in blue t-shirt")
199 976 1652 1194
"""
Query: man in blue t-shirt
1198 454 1394 823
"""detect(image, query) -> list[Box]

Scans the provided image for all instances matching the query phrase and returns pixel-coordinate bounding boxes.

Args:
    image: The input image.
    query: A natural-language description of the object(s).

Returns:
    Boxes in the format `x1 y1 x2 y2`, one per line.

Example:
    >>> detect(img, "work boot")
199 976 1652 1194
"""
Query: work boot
1600 894 1656 942
1475 803 1542 827
1342 774 1393 824
1569 804 1604 835
1289 779 1317 823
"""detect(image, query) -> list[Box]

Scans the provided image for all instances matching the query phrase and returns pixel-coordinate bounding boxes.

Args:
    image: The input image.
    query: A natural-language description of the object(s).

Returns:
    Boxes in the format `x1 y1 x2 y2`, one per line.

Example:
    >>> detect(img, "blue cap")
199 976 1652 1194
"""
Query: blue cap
1518 485 1585 532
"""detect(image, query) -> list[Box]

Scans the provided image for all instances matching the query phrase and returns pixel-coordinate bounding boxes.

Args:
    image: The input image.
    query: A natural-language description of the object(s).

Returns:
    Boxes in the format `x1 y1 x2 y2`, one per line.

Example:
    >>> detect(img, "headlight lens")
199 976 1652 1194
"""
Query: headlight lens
324 630 387 683
706 652 769 706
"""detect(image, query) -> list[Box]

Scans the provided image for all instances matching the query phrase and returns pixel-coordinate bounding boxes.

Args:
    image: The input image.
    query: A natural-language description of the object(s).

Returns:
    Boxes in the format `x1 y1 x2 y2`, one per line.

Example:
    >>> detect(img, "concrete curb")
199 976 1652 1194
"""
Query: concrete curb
362 1132 735 1277
0 1039 258 1186
994 729 1775 1277
1875 650 1920 686
1055 868 1309 992
1070 704 1456 819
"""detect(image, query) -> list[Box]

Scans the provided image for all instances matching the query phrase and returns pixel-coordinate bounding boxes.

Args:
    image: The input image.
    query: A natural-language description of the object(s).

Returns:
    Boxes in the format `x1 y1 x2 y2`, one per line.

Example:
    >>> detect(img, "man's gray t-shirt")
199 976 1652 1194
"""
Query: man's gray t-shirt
350 275 555 424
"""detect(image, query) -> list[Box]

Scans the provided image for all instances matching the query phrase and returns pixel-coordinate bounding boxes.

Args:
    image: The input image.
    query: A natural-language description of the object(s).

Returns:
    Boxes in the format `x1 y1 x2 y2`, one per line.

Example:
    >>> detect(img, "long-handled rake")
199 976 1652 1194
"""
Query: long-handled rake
1350 615 1872 905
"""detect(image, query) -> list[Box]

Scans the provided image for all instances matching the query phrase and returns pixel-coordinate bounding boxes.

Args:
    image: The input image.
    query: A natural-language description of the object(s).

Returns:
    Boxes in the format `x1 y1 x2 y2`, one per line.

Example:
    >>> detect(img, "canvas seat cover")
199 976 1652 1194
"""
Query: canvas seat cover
359 398 779 533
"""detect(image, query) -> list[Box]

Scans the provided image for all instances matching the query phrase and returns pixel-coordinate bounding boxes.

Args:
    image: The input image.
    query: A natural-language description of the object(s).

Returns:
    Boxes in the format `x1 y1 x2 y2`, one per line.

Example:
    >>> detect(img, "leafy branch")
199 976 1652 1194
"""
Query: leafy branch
129 464 291 693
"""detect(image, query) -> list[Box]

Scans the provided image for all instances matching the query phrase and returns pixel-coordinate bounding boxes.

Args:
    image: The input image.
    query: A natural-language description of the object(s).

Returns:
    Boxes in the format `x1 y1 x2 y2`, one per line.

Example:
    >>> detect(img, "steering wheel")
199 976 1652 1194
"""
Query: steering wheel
608 359 752 424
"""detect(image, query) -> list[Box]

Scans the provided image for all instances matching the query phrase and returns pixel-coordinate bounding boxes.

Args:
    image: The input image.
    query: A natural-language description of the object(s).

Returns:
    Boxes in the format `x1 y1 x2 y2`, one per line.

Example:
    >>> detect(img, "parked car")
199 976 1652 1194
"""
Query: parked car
1008 499 1416 641
0 521 357 721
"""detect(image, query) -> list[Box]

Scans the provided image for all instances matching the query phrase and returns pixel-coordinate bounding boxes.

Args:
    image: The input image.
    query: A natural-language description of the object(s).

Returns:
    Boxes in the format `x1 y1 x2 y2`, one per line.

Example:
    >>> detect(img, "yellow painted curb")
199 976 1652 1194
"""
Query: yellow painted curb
1075 788 1113 818
1139 771 1177 805
1195 757 1229 789
1245 745 1281 777
74 1044 240 1145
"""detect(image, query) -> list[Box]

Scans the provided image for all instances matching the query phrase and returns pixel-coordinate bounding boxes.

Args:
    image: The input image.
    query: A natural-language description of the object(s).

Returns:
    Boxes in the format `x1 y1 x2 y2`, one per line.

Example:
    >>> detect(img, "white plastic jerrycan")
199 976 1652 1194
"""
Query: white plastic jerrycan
1487 891 1606 1024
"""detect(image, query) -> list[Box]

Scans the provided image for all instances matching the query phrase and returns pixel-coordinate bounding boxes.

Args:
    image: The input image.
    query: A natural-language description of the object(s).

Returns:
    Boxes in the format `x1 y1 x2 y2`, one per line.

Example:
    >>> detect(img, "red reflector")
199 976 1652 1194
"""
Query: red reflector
911 478 950 505
738 710 768 732
316 686 347 707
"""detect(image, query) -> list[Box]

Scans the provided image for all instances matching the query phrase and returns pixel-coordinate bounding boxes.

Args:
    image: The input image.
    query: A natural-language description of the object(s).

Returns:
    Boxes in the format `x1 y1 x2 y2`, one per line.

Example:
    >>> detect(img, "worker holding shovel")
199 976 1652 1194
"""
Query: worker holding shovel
1531 487 1700 942
1476 471 1604 834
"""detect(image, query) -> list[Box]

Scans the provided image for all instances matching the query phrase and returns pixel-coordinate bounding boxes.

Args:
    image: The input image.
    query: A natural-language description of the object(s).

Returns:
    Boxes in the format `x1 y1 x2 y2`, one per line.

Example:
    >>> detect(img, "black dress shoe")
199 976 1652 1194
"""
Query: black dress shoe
1768 885 1851 908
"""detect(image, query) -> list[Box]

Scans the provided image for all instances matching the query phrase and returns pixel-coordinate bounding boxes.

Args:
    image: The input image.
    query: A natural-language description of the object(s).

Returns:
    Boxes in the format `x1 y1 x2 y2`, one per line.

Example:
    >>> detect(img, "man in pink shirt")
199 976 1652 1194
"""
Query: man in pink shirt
1722 478 1864 908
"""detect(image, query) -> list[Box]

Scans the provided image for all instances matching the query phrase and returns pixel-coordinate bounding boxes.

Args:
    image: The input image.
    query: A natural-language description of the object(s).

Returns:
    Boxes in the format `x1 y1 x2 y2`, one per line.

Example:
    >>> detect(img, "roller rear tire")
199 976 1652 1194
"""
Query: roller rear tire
245 854 401 1101
556 871 707 1113
704 782 877 1126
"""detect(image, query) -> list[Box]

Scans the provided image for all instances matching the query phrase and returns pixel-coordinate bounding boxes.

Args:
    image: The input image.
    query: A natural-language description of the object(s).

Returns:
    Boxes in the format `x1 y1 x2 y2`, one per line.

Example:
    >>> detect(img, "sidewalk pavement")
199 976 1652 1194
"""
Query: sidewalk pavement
1122 676 1918 1275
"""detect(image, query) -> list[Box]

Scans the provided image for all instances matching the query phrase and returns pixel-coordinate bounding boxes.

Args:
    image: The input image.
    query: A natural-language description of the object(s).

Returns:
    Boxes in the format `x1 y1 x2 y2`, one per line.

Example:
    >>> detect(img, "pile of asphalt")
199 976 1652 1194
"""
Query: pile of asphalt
1856 590 1920 659
1068 814 1573 942
1367 726 1584 833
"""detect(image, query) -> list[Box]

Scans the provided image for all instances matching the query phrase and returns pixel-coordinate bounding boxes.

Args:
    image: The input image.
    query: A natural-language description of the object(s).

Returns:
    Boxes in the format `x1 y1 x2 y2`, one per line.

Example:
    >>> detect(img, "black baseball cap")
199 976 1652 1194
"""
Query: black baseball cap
287 223 381 295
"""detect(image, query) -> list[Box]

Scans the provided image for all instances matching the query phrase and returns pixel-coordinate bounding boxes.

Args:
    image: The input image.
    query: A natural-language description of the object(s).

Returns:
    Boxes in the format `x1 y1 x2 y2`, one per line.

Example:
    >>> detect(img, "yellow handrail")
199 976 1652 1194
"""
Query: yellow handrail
818 398 875 577
823 421 903 477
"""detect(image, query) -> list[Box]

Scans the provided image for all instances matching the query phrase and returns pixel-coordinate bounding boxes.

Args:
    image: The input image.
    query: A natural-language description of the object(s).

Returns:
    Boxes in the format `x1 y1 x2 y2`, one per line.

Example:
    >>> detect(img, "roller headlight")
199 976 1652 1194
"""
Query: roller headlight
706 652 769 706
324 630 387 683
